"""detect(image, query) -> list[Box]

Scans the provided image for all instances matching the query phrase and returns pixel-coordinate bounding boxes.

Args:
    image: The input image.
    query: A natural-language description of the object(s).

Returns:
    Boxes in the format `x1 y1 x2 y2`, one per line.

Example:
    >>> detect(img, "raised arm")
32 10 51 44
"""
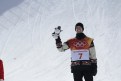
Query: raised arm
55 36 69 52
52 26 69 52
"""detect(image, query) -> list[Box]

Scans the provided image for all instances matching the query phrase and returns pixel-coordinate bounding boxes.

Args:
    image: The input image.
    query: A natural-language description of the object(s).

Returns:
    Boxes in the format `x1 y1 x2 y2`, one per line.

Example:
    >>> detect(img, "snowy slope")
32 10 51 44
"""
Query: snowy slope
0 0 121 81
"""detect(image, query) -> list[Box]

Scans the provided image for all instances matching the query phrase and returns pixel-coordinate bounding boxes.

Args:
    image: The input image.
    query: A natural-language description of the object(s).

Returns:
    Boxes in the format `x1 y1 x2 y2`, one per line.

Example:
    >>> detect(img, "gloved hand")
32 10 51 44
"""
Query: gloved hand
91 63 97 76
52 32 59 39
52 26 62 39
0 79 4 81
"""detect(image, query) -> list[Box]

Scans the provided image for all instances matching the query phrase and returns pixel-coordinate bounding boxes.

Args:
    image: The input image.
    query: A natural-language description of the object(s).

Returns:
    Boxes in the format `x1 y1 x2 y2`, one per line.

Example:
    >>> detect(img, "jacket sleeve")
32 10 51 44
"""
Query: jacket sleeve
89 41 97 61
55 36 69 52
89 41 97 76
0 60 4 80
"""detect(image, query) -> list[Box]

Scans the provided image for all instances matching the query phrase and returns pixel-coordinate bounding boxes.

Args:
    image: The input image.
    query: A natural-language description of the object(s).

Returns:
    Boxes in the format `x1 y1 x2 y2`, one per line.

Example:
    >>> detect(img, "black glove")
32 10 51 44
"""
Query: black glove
91 63 97 76
55 36 62 48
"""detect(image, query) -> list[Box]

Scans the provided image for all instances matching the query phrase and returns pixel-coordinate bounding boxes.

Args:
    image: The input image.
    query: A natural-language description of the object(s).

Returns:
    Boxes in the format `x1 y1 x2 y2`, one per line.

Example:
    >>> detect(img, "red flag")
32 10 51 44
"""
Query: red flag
0 60 4 80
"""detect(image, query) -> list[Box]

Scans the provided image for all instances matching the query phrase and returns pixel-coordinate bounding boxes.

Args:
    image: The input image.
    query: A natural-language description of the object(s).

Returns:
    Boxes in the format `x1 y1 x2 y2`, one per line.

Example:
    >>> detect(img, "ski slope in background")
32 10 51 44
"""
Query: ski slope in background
0 0 121 81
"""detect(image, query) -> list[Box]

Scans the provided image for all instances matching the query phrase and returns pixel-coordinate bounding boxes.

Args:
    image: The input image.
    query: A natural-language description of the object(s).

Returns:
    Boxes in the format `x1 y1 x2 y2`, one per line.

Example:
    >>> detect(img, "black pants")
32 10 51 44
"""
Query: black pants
73 70 93 81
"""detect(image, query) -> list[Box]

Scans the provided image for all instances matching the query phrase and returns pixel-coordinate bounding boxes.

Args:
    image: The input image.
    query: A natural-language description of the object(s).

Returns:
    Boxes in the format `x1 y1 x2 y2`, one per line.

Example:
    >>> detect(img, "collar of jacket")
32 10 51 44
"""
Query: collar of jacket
75 33 86 40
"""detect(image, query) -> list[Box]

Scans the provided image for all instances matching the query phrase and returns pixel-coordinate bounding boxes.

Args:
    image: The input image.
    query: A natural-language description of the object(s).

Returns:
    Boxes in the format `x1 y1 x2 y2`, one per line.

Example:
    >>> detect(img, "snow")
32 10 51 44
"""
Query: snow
0 0 121 81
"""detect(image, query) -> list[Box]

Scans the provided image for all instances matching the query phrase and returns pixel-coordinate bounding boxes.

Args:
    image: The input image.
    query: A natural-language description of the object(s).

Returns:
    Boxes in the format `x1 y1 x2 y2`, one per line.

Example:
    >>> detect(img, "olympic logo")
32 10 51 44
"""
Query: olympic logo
73 41 87 47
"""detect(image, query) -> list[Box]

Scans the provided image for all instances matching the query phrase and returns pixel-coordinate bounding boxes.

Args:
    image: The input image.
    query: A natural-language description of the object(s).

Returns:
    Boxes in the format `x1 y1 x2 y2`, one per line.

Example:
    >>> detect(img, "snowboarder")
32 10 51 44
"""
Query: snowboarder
52 22 97 81
0 59 4 81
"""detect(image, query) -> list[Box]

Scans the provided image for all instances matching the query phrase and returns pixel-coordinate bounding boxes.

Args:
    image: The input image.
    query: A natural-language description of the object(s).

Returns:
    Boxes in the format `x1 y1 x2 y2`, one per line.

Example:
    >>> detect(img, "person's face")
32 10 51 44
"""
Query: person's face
75 26 83 33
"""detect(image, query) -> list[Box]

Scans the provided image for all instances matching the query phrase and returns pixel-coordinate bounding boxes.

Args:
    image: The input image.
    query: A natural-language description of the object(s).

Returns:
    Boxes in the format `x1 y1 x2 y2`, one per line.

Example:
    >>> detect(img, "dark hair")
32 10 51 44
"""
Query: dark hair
75 22 84 31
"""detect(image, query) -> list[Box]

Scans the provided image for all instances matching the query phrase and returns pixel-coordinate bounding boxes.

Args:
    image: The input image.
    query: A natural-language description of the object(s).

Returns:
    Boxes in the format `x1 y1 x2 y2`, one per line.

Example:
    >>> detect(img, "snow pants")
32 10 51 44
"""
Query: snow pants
71 65 93 81
73 70 93 81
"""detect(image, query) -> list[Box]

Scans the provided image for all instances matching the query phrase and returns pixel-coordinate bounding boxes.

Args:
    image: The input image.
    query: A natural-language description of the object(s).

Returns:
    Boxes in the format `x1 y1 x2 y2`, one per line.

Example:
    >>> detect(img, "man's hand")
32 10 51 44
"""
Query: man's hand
91 59 97 76
52 32 59 39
